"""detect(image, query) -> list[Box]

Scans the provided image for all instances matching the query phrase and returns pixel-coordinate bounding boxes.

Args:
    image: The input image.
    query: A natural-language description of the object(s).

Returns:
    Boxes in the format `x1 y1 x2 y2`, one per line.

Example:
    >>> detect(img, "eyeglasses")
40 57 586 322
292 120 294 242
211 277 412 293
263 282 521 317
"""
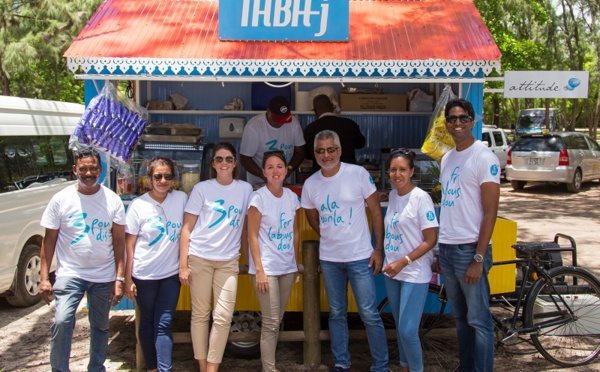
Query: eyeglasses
152 173 174 181
315 147 339 154
446 115 473 123
390 148 415 157
214 156 235 164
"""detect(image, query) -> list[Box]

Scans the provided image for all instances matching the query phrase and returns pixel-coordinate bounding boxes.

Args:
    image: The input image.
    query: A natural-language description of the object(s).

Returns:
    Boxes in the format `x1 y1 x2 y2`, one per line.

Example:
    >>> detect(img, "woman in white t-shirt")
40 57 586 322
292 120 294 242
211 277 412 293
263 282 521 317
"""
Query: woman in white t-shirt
179 142 252 372
124 157 187 372
382 149 438 372
247 150 300 372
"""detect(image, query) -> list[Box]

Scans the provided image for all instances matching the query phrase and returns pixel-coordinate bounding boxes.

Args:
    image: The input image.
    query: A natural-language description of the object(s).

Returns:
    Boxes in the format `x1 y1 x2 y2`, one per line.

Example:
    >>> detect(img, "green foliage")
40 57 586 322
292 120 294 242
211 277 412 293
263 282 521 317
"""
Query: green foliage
0 0 101 102
475 0 600 134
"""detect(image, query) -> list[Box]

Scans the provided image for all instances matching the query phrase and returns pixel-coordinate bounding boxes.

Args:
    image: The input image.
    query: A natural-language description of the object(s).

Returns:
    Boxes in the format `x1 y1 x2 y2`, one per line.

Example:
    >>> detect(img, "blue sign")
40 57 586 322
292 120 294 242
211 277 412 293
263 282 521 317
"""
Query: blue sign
219 0 349 41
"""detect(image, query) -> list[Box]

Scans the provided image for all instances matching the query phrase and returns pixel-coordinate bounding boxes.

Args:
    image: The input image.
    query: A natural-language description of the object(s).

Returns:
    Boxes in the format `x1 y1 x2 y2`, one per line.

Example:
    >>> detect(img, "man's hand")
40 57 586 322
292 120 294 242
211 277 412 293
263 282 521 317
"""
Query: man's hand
111 281 124 307
124 279 137 301
368 250 383 275
464 262 484 284
40 279 53 305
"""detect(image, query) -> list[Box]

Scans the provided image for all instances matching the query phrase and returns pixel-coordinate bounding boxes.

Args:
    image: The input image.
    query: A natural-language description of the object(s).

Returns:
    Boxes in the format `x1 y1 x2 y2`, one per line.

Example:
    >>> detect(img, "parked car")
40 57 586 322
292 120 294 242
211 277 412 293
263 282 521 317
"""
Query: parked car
505 132 600 192
515 108 562 139
482 125 510 173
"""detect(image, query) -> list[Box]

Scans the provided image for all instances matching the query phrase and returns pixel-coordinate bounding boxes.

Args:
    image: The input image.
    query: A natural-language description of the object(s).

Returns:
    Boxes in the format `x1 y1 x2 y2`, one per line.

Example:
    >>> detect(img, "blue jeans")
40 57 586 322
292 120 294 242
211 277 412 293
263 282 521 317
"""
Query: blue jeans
320 258 388 372
438 243 494 372
133 274 181 372
383 277 428 372
50 276 113 372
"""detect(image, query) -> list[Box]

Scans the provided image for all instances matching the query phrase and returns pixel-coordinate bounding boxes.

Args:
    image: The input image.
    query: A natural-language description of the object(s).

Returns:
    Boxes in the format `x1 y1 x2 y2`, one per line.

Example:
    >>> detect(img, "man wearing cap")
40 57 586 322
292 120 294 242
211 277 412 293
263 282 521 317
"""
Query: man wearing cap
240 95 305 185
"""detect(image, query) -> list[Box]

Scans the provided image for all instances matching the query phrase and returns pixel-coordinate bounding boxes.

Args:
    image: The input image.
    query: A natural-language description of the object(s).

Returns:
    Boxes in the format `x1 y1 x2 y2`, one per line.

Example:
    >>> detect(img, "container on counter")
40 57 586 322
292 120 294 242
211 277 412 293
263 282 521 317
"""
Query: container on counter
181 163 200 195
116 162 134 196
171 161 180 191
137 160 150 195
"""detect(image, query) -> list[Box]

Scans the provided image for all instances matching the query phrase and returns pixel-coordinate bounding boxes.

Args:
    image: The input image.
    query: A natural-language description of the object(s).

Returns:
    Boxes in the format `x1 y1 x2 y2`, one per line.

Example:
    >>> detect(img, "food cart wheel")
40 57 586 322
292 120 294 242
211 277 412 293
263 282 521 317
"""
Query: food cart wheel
226 311 262 358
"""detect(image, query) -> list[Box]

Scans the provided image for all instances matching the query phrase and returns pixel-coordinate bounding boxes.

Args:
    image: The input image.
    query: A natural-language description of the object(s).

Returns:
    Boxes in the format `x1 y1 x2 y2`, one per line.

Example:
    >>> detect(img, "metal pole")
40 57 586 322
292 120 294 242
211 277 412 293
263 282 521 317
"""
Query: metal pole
302 240 321 368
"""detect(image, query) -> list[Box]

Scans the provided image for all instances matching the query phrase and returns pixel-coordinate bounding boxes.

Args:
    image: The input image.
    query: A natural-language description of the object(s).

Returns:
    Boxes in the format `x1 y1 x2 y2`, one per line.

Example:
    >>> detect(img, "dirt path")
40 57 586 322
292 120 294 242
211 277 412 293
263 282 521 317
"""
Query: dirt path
2 181 600 371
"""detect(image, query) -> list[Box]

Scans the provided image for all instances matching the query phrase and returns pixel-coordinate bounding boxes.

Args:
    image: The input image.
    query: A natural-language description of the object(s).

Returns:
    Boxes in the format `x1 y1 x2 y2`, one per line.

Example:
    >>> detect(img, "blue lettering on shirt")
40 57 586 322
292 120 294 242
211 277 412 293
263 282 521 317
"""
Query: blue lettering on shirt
69 212 89 244
319 194 348 226
384 212 403 252
442 166 461 208
267 212 294 251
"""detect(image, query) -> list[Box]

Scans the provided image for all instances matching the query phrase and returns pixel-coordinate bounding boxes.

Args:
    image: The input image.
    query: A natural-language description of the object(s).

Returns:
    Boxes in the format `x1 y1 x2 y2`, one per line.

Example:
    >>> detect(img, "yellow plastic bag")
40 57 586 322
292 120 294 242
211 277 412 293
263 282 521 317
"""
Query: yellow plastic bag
421 85 456 162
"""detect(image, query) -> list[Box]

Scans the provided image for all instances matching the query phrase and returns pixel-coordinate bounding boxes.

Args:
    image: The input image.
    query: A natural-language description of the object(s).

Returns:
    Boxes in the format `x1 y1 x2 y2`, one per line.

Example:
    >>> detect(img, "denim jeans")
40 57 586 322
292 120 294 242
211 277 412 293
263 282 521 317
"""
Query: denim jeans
133 274 181 371
320 258 389 372
50 276 113 372
438 243 494 372
383 277 428 372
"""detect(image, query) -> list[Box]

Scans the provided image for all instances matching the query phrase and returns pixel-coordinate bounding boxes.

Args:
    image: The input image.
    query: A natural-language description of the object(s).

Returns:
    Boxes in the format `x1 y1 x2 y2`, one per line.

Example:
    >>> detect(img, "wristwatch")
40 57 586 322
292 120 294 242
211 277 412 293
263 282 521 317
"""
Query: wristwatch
115 276 125 282
473 254 484 263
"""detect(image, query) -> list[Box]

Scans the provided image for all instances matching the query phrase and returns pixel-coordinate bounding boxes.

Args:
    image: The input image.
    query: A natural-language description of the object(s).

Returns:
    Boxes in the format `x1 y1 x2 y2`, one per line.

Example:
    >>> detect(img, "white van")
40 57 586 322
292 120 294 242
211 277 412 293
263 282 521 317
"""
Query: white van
482 124 510 172
0 96 83 306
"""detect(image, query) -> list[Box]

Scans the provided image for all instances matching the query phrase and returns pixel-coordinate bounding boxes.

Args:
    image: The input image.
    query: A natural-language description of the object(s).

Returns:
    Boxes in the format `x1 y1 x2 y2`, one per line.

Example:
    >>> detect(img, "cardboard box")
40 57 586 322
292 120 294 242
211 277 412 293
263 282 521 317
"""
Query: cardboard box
340 93 407 112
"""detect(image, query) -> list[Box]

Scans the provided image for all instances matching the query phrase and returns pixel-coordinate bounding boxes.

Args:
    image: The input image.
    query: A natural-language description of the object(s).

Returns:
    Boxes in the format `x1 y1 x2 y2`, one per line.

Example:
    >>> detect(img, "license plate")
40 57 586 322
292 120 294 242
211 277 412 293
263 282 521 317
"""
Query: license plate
528 158 543 165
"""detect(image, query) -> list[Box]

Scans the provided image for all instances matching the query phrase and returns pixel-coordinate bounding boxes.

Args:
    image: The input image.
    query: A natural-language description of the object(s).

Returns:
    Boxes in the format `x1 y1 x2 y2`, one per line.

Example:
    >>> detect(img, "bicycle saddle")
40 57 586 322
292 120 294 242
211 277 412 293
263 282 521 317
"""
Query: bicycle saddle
512 241 560 256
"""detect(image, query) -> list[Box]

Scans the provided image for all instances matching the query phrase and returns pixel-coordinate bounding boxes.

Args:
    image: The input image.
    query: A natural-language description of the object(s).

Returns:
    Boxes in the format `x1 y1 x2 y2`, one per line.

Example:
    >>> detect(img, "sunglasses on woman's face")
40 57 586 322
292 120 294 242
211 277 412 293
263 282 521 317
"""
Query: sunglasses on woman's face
153 173 173 181
214 156 235 164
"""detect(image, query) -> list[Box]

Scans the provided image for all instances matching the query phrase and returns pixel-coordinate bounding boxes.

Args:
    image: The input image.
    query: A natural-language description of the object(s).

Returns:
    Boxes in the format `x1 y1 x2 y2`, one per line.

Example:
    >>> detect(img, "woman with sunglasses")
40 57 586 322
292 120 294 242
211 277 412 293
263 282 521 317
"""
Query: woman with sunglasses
179 142 252 372
124 157 188 372
382 149 438 372
247 150 300 372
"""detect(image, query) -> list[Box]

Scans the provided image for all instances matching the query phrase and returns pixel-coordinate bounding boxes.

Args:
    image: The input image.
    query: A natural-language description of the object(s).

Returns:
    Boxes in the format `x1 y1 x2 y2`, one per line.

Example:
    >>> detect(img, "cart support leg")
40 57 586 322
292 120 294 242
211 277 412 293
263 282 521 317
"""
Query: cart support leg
303 240 321 368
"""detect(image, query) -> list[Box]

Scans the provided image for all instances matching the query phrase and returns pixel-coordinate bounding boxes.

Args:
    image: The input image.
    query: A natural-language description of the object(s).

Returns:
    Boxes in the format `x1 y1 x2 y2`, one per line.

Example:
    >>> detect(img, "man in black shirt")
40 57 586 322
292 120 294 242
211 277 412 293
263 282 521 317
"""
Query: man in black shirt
304 94 366 172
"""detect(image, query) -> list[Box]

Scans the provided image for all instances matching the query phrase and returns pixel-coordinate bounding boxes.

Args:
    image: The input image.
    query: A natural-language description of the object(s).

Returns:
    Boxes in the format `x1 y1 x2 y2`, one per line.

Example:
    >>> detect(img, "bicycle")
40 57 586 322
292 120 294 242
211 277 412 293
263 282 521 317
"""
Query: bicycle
378 233 600 368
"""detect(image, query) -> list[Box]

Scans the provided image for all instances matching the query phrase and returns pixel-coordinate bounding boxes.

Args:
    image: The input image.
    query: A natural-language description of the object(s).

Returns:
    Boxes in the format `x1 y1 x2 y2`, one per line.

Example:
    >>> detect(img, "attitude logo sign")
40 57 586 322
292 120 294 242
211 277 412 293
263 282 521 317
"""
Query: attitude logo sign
504 71 589 99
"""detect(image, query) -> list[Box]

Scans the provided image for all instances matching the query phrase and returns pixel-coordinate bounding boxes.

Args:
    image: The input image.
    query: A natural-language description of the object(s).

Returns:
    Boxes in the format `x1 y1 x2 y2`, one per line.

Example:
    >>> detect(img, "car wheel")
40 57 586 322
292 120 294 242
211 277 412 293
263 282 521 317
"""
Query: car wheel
225 311 262 359
510 180 526 191
6 244 42 307
566 169 582 193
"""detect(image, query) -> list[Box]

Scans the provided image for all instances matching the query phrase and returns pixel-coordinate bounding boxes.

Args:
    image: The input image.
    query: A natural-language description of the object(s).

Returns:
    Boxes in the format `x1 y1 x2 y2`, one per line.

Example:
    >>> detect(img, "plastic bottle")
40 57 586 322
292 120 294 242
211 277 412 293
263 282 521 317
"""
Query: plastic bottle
116 162 133 196
171 161 180 191
137 160 149 195
181 163 200 195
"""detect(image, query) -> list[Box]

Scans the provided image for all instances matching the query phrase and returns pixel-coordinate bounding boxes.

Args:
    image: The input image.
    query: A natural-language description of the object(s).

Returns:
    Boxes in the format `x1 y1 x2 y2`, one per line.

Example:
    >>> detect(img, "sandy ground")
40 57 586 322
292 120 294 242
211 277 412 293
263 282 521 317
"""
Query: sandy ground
2 180 600 371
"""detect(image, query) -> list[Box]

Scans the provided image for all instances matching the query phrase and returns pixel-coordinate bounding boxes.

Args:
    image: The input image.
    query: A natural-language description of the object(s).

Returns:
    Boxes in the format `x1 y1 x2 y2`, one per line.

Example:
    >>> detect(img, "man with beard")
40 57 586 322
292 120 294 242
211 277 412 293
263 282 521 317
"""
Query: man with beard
39 148 126 372
300 130 388 372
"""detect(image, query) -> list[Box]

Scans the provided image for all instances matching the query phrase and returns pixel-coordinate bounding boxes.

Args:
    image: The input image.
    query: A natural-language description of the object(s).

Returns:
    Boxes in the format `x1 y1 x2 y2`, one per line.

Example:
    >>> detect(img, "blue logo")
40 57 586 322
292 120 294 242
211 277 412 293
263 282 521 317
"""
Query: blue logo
566 78 581 91
490 164 499 176
426 211 435 221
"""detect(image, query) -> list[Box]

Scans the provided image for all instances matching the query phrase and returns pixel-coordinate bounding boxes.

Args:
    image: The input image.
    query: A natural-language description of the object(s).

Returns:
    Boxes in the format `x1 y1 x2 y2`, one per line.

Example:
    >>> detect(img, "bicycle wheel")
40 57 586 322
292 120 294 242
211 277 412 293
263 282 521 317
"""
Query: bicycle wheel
523 266 600 367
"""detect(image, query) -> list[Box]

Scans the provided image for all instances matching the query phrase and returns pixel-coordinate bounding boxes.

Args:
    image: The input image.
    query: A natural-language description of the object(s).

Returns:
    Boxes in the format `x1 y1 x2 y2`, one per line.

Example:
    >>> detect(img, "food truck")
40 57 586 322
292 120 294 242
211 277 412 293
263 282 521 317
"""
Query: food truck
64 0 516 361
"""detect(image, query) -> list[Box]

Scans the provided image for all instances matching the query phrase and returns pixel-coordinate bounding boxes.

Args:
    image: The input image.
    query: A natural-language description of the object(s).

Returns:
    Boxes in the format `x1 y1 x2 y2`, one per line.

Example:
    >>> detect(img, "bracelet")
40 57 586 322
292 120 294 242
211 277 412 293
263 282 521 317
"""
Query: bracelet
115 276 125 282
404 255 412 265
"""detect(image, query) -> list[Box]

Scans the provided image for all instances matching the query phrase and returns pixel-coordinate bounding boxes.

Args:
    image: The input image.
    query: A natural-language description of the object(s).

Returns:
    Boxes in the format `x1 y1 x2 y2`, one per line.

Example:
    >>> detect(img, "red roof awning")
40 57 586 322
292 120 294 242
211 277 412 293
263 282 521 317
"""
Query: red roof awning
65 0 501 79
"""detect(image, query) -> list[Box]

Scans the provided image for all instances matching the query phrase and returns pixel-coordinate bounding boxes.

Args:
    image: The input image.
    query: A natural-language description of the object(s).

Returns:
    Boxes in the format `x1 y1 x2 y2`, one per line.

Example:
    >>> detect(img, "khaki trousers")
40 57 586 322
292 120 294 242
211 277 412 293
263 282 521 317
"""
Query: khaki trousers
189 255 239 363
252 273 295 372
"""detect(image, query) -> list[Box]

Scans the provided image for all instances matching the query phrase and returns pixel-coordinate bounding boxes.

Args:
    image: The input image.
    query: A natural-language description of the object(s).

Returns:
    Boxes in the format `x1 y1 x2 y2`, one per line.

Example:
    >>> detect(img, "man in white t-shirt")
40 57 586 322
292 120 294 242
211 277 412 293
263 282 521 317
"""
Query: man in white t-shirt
240 95 305 185
438 99 500 372
39 148 126 372
301 130 388 372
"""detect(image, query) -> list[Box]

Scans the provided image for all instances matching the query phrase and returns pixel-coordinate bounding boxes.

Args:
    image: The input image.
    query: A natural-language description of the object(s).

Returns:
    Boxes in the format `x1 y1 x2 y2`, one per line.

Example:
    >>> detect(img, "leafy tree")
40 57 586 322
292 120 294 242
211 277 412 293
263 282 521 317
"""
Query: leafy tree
0 0 101 102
